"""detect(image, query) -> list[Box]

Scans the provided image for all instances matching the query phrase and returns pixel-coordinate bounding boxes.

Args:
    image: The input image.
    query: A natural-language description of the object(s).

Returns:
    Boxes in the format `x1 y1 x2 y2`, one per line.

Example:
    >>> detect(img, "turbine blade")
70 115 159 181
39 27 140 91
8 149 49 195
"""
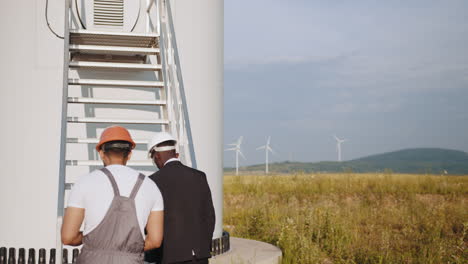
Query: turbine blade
267 146 276 154
224 148 236 151
267 136 271 145
238 136 243 145
238 150 246 160
256 145 266 150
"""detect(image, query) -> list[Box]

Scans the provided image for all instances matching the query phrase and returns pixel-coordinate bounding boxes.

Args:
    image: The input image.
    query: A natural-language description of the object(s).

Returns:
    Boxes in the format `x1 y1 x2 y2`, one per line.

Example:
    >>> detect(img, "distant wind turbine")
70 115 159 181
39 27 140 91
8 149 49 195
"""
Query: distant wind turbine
257 136 276 174
225 136 245 175
334 135 347 162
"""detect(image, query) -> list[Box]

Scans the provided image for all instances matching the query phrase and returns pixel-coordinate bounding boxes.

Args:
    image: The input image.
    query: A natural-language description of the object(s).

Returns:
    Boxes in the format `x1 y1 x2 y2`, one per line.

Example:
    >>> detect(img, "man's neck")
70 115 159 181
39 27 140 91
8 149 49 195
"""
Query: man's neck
105 160 126 166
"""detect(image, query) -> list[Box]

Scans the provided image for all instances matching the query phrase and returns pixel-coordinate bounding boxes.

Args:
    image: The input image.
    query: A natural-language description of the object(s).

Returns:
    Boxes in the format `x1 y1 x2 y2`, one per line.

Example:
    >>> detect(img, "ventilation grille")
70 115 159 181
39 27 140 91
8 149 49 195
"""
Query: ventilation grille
94 0 124 27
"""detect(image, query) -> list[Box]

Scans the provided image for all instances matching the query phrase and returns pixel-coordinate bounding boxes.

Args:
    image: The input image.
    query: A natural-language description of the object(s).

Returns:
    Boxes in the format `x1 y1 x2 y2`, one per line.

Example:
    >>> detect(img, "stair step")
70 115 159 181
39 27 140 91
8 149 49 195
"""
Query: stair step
67 138 149 144
66 160 153 166
68 78 164 88
69 61 162 71
68 97 166 105
70 30 158 38
67 117 169 124
70 44 160 55
70 30 158 48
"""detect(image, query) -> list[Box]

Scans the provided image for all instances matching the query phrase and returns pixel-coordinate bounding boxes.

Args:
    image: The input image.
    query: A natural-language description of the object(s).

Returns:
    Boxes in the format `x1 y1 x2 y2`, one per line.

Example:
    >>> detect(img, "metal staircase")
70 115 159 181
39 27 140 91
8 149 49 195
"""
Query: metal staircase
56 0 196 261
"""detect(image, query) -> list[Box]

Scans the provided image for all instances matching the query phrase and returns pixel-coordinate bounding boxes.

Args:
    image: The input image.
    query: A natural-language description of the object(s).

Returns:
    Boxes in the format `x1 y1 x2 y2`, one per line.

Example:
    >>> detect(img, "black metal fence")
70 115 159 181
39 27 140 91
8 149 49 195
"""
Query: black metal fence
0 248 80 264
211 230 230 256
1 231 230 263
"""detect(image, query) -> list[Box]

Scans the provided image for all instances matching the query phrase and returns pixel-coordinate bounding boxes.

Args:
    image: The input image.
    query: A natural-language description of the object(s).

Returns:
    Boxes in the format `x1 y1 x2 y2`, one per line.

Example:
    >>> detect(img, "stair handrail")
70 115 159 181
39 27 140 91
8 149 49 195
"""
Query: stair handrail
56 0 72 262
158 0 197 168
147 0 156 13
146 0 160 35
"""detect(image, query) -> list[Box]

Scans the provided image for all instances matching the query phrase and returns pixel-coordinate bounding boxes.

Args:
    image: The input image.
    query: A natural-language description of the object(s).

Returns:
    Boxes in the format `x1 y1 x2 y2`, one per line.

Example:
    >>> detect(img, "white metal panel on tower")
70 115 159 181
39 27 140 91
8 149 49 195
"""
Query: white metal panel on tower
0 0 65 249
0 0 225 252
169 0 224 239
75 0 141 32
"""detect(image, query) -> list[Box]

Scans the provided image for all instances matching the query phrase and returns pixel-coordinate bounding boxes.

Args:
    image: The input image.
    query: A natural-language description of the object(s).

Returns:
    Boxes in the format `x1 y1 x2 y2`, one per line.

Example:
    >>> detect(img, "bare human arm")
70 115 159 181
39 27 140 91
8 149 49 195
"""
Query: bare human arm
144 210 164 251
61 207 85 246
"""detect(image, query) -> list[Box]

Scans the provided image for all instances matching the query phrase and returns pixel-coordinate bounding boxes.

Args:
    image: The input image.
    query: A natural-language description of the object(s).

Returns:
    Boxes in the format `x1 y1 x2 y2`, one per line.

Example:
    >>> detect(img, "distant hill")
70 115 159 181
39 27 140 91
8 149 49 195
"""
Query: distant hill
224 148 468 175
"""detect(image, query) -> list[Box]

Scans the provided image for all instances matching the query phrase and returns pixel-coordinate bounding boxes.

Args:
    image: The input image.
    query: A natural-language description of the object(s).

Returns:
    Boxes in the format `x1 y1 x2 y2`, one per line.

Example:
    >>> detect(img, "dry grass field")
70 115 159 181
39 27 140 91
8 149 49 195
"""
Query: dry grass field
223 173 467 264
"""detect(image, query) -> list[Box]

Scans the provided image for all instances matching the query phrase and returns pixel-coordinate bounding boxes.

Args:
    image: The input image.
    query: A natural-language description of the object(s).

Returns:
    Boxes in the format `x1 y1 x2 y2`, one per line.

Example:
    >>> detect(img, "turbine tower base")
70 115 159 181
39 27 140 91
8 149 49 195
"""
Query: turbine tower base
210 237 282 264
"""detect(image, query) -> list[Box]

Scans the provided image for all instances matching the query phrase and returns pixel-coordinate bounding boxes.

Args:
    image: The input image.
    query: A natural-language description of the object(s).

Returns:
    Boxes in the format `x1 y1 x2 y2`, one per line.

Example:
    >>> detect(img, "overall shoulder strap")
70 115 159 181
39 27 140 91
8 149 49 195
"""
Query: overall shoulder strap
129 174 145 199
100 167 120 196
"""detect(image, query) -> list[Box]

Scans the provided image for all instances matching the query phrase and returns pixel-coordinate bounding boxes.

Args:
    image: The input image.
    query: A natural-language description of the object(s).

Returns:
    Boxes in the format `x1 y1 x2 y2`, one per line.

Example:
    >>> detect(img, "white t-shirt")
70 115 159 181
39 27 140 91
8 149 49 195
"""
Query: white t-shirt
67 164 164 237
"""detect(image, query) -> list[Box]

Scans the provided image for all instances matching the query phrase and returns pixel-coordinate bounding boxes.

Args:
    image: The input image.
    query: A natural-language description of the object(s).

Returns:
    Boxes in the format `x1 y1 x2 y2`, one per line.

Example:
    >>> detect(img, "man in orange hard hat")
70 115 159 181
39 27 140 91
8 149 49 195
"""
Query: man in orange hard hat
62 126 165 264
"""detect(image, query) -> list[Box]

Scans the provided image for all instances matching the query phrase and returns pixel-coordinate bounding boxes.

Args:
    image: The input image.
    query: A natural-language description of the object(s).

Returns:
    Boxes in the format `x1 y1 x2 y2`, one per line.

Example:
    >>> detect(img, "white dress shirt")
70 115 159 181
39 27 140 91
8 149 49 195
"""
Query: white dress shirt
164 157 180 166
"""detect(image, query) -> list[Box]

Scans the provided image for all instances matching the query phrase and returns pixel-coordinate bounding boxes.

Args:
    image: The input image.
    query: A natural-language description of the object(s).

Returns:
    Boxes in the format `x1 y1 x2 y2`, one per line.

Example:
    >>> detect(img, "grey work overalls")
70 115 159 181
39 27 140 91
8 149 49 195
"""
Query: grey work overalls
77 167 146 264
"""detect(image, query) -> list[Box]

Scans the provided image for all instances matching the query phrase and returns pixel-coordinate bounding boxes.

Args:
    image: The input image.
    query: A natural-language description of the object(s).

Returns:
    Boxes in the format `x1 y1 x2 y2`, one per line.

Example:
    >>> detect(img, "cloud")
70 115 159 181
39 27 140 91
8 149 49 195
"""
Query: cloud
224 0 468 165
225 53 355 70
225 55 310 67
331 103 356 114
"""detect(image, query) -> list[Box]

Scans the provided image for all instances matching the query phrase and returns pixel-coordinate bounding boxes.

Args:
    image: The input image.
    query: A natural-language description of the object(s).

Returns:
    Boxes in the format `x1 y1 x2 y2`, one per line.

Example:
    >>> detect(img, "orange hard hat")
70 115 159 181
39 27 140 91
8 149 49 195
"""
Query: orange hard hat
96 126 136 151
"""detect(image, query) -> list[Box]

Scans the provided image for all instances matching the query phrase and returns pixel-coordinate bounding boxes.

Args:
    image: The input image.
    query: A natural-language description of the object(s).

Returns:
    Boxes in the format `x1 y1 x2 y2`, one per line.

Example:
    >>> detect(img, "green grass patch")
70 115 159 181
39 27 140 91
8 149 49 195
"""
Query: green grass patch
223 173 468 264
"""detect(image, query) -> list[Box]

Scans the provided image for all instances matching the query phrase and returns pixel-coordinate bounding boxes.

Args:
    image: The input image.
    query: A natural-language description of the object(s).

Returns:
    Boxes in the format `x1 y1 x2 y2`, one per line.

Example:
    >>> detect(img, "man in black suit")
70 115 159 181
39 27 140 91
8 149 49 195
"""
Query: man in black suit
144 132 215 264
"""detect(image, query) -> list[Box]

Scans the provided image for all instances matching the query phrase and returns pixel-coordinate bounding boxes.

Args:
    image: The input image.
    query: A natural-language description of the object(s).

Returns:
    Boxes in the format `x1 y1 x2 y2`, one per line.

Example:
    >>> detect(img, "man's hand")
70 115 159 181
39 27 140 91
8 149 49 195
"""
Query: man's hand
61 207 85 246
145 210 164 251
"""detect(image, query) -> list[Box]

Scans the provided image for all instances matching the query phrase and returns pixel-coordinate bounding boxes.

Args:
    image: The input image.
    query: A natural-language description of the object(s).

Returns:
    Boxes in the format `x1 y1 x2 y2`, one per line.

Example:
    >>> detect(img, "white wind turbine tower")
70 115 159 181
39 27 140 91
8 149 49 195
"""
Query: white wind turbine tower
334 135 347 162
257 136 275 174
225 136 245 175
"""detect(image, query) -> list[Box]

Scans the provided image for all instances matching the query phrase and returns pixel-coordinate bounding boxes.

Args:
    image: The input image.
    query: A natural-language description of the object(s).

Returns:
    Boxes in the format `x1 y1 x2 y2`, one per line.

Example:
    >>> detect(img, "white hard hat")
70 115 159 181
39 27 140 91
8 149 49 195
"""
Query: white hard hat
148 132 177 155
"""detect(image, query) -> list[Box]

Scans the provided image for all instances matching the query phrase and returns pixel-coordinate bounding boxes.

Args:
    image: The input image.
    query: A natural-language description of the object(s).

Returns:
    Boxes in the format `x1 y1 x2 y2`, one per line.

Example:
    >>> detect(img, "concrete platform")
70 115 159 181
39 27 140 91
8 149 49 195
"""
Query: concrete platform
210 237 282 264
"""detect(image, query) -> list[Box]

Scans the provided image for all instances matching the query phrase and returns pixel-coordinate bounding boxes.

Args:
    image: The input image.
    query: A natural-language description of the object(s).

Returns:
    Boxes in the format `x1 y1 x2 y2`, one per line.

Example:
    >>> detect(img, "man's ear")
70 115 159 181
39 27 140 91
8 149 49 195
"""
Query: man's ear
175 153 180 158
98 149 108 166
98 149 105 160
126 151 132 161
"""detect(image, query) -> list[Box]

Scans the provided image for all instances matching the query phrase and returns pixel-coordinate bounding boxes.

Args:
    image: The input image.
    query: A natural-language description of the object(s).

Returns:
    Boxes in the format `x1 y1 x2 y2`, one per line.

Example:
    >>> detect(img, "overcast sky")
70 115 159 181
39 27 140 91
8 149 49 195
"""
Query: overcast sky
223 0 468 166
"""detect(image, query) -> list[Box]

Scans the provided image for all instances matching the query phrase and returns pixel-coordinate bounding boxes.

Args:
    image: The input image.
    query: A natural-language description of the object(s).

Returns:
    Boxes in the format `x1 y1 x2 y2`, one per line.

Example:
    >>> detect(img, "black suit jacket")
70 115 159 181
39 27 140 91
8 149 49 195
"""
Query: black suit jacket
145 161 216 264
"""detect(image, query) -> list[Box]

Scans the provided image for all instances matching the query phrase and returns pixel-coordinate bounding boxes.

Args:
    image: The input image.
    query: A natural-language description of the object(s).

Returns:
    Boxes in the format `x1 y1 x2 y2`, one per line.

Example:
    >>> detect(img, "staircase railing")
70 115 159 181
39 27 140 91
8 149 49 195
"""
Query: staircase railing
149 0 197 168
55 0 72 261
